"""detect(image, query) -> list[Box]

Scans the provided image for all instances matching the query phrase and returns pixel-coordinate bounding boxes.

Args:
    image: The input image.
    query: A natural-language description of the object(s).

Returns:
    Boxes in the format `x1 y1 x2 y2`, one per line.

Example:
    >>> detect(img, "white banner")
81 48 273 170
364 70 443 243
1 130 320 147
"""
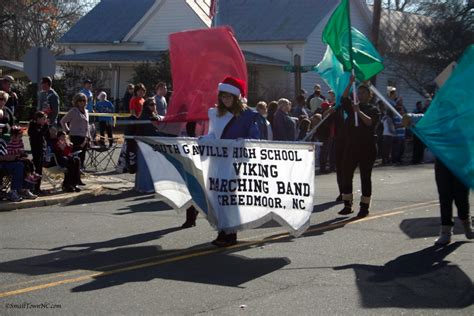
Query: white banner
137 137 315 236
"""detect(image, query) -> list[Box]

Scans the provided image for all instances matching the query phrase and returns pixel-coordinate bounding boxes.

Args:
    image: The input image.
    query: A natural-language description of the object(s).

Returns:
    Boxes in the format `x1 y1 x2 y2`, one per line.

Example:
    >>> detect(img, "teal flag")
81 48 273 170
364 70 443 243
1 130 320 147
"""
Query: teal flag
315 45 350 106
316 27 384 105
412 45 474 189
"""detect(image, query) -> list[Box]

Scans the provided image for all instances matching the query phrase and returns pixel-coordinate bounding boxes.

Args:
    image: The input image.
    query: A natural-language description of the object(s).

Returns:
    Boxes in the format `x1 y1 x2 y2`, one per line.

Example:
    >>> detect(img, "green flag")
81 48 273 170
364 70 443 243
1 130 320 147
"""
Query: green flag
316 27 384 104
351 28 384 81
322 0 352 71
412 45 474 189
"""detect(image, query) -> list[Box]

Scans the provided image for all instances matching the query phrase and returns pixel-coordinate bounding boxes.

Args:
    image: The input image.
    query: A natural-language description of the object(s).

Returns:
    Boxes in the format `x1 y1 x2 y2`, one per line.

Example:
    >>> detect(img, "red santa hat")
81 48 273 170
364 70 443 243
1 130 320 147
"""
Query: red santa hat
218 76 246 99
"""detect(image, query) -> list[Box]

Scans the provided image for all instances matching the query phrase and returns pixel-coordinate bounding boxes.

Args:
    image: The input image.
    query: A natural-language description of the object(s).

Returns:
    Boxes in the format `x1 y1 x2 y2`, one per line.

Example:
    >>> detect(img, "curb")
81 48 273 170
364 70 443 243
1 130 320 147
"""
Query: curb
0 185 105 212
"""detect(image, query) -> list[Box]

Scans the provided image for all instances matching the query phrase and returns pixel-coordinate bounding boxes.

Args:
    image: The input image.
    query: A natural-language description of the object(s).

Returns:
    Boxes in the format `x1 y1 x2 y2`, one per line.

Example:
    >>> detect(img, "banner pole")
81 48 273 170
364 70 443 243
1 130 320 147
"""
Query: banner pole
302 111 333 141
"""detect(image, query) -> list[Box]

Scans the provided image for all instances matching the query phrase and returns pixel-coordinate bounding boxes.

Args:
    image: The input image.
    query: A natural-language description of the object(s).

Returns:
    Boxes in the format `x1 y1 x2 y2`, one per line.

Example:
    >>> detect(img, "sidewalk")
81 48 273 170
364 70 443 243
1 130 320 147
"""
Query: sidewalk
0 173 135 212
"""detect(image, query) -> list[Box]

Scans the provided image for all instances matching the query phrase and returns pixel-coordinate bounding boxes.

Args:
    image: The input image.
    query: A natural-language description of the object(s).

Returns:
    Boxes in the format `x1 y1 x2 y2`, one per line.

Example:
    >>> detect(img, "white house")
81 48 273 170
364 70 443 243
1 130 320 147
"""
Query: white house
57 0 425 109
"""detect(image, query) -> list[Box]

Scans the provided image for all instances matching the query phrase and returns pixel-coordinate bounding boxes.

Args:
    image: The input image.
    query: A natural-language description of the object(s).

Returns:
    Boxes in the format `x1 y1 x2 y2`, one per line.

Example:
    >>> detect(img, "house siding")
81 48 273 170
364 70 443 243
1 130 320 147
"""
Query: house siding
131 0 208 50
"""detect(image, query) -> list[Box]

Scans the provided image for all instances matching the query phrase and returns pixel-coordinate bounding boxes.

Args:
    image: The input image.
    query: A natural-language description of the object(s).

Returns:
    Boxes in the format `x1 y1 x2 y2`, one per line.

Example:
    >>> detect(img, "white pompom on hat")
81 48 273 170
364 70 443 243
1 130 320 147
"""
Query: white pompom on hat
218 76 246 99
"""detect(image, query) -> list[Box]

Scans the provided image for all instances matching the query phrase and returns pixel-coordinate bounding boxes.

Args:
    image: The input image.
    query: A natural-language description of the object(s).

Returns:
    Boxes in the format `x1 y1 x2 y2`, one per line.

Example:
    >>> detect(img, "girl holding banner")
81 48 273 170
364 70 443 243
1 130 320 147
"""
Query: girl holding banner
207 76 263 247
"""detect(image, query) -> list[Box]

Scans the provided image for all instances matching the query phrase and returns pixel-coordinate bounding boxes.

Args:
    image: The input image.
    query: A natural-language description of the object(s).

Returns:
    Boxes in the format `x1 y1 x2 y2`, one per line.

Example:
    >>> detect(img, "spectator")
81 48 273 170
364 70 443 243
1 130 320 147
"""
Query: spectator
53 131 82 192
38 76 60 126
124 84 146 174
411 101 425 164
297 117 311 141
290 94 310 118
154 82 168 116
0 90 14 135
122 84 134 113
1 75 19 117
255 101 273 140
382 109 396 165
79 79 94 113
391 101 406 165
95 91 115 147
317 102 334 173
139 97 161 136
267 100 278 127
273 98 296 141
60 93 91 175
28 111 50 195
375 100 385 159
0 131 27 202
7 125 40 186
308 84 325 113
130 83 146 118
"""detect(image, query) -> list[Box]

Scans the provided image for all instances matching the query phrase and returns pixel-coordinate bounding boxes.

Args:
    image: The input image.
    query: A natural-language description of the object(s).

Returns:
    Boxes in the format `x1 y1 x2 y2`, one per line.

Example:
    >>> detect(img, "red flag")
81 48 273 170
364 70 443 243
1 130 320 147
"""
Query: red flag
165 27 247 122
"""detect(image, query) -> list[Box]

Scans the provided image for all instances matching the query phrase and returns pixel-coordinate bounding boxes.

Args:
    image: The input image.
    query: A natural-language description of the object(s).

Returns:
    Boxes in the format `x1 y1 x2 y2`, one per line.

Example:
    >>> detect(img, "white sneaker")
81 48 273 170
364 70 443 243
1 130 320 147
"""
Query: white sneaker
435 225 453 245
8 190 23 202
20 189 38 200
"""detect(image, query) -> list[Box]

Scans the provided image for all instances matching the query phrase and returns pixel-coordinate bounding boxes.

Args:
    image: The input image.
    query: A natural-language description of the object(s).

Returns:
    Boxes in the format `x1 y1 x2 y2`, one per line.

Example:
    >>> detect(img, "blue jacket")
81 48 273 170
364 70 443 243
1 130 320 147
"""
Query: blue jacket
95 100 115 122
221 108 263 140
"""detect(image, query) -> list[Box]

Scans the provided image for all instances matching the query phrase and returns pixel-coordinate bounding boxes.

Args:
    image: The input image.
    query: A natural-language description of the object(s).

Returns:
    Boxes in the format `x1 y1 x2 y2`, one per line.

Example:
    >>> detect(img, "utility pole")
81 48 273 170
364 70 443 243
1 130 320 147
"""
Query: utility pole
294 54 301 97
371 0 382 85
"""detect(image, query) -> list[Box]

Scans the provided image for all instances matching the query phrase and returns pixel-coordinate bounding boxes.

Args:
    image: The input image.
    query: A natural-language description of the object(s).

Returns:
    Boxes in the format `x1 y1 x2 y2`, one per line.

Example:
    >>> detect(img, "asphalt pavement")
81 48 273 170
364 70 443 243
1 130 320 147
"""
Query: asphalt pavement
0 163 473 315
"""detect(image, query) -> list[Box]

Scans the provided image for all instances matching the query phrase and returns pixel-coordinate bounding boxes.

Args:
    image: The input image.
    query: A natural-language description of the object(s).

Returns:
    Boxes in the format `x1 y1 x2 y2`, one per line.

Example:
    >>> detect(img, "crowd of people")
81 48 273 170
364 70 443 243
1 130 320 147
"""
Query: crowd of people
0 75 174 202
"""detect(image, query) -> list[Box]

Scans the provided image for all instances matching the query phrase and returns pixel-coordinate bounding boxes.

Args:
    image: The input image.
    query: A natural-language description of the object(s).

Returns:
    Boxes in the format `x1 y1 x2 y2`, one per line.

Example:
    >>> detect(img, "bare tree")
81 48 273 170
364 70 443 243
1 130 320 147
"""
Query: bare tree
374 0 473 95
0 0 99 60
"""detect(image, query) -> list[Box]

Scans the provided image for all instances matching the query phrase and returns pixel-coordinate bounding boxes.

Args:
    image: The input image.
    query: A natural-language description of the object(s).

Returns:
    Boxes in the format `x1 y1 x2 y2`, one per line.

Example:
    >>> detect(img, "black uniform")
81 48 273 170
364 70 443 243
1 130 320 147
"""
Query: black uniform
28 120 49 192
332 107 346 195
340 97 380 201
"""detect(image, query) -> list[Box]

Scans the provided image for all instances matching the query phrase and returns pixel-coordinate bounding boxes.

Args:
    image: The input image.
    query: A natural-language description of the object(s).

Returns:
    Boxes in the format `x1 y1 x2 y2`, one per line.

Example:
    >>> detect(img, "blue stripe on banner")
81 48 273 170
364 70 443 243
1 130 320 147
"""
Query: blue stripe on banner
161 152 209 215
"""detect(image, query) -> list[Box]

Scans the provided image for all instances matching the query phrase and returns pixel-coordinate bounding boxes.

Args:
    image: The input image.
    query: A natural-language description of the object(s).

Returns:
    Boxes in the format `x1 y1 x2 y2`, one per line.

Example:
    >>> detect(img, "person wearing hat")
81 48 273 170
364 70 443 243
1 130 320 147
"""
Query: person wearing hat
1 75 19 117
206 76 264 247
80 79 94 113
39 76 60 126
308 84 326 114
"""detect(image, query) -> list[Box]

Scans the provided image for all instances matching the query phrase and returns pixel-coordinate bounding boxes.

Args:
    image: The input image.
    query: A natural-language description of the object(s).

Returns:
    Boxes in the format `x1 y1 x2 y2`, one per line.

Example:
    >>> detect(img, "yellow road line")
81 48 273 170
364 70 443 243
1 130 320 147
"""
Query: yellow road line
0 201 439 298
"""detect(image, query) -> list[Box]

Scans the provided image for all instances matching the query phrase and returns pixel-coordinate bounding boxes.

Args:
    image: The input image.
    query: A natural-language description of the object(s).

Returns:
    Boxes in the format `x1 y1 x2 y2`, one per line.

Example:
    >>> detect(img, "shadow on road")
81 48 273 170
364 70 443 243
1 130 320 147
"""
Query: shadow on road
71 252 290 292
0 244 290 291
114 200 172 215
66 190 146 206
333 242 474 308
312 200 342 213
400 217 469 239
50 227 181 251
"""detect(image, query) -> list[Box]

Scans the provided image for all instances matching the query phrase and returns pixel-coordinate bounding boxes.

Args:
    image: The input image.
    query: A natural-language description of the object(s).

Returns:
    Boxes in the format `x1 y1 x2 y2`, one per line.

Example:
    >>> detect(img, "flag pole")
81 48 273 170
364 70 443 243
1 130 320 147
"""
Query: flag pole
303 111 333 141
347 1 358 127
369 84 402 119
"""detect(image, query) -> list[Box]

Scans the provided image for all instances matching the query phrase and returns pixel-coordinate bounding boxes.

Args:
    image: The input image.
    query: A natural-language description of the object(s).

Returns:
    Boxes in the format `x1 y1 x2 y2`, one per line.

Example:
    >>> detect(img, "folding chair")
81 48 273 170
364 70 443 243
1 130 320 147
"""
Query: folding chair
85 137 121 172
0 169 12 200
43 152 67 192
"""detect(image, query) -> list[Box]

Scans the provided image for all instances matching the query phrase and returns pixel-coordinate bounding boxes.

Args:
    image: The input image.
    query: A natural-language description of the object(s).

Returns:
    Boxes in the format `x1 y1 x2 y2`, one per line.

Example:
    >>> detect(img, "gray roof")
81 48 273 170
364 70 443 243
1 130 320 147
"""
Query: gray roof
217 0 337 42
243 51 288 65
56 50 287 66
58 0 156 43
57 50 165 62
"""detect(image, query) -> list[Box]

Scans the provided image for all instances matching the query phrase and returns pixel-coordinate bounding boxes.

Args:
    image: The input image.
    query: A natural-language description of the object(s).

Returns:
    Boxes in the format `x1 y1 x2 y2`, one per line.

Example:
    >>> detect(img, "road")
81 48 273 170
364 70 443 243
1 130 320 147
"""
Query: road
1 163 473 315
